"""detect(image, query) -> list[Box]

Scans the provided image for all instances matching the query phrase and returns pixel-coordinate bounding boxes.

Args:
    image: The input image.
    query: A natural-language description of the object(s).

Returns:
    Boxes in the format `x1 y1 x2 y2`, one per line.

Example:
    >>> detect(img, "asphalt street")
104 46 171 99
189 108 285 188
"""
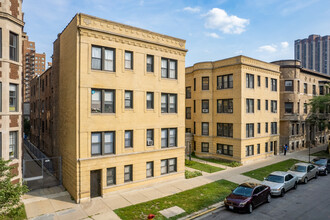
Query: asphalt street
198 174 330 220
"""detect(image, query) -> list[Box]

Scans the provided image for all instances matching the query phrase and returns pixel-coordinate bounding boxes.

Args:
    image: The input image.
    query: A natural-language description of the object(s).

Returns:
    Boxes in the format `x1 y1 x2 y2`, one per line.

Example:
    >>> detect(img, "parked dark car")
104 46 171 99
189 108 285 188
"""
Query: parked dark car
224 182 271 213
312 158 330 175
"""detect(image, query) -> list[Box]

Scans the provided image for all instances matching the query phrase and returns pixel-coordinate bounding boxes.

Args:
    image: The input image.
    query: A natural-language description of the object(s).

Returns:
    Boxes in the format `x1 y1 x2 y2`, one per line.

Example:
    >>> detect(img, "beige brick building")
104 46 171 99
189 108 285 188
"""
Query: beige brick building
45 13 187 202
0 0 24 183
272 60 330 152
186 56 280 164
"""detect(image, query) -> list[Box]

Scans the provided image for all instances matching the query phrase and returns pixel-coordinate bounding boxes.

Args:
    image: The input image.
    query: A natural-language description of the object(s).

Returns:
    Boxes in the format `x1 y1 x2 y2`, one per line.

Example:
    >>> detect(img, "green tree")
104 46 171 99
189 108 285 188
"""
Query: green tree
0 158 28 217
307 89 330 153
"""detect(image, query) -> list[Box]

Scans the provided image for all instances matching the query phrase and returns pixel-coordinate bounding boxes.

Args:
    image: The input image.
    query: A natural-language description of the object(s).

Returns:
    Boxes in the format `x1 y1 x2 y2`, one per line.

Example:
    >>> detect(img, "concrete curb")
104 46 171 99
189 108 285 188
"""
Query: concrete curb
179 201 225 220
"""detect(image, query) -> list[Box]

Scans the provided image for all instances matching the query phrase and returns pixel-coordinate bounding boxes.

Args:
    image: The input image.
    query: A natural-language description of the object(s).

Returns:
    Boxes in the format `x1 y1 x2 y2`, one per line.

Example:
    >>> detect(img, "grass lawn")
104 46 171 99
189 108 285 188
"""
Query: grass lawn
114 180 238 220
0 205 27 220
242 159 301 181
185 160 224 173
191 155 242 167
312 150 330 158
185 170 202 179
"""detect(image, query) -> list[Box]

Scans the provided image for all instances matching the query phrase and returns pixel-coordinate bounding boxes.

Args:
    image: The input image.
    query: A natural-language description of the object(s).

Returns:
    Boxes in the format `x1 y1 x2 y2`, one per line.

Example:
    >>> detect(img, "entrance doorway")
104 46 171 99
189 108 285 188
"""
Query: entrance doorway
274 141 277 155
90 170 101 198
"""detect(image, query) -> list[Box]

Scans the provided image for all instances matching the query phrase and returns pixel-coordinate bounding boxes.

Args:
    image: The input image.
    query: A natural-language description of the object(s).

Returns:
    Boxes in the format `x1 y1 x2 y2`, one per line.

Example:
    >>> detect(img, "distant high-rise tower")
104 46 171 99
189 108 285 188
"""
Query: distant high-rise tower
295 35 330 75
22 33 46 102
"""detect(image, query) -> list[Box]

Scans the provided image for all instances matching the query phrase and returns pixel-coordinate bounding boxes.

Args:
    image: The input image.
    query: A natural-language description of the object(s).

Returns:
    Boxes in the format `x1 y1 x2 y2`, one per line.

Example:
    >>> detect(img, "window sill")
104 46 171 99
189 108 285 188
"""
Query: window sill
91 69 116 73
161 77 178 80
216 88 233 90
91 113 116 115
161 113 178 114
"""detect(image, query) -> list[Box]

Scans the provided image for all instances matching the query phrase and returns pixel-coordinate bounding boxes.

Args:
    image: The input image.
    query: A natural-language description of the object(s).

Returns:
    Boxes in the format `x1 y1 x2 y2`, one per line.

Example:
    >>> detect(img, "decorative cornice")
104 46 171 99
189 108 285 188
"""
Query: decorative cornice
78 27 187 56
0 11 24 26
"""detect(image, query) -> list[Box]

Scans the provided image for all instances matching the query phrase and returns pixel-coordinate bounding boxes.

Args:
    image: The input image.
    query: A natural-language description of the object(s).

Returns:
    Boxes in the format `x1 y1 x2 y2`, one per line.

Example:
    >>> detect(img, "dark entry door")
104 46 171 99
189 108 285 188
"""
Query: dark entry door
90 170 101 198
274 141 277 155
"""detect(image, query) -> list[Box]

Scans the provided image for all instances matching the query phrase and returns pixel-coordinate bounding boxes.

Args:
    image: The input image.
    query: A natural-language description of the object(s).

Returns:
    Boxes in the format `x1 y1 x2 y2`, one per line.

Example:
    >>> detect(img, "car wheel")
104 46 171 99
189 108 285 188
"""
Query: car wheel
315 173 318 179
267 194 271 203
248 204 253 214
293 182 298 189
304 177 308 184
280 189 285 197
325 169 328 176
225 205 229 210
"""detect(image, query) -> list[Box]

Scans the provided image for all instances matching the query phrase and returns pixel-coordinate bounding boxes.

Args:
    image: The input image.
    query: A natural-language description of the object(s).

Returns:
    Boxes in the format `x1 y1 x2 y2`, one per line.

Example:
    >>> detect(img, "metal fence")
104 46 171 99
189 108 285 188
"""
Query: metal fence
23 140 62 190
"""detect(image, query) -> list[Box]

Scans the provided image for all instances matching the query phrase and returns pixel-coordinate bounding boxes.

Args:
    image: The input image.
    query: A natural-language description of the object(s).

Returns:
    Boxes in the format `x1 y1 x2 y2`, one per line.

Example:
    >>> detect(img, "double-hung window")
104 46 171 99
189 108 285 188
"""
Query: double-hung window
125 130 133 148
265 77 268 88
217 123 233 137
217 74 233 89
271 100 277 113
91 132 115 156
125 51 133 69
107 168 116 186
124 165 133 182
246 74 254 88
0 28 2 58
246 99 254 113
304 83 308 94
9 32 18 61
146 55 154 72
146 92 154 109
146 129 154 146
217 99 233 113
265 122 269 133
201 142 209 152
9 84 18 112
201 100 209 113
201 122 209 136
9 131 17 159
202 77 209 90
271 78 277 91
217 144 233 156
246 123 254 138
125 91 133 109
146 162 154 178
91 89 115 113
285 80 293 91
265 142 268 152
285 102 293 114
161 58 177 79
186 107 191 119
161 158 177 174
313 85 316 95
265 100 268 111
161 93 177 113
186 87 191 99
246 145 254 156
91 46 115 71
271 122 277 134
161 128 177 148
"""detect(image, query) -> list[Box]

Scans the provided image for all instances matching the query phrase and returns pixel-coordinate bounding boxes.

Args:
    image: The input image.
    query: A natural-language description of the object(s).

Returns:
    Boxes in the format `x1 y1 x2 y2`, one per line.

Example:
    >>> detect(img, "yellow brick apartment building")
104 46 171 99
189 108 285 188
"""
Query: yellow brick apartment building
186 56 280 164
51 13 187 202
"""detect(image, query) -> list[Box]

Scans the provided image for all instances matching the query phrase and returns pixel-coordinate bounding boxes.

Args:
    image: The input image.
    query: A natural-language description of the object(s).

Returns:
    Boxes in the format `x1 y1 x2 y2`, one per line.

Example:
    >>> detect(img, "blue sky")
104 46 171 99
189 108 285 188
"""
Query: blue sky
23 0 330 67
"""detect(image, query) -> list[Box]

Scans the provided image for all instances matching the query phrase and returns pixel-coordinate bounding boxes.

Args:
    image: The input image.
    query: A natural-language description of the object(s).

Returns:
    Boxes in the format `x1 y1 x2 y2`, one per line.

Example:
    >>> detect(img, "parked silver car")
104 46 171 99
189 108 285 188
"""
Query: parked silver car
287 163 318 184
261 171 298 197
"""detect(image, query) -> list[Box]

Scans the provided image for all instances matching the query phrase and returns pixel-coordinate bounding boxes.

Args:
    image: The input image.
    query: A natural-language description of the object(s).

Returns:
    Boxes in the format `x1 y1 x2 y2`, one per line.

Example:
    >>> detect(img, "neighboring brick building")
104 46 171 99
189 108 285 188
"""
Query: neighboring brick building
30 67 54 157
186 56 280 164
272 60 330 152
0 0 24 183
32 13 187 202
22 33 46 102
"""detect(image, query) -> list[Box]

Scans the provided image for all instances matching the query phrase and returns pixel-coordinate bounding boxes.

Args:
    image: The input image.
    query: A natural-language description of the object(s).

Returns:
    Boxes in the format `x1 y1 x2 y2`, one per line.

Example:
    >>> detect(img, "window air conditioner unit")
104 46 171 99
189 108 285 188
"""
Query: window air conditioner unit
147 140 154 146
202 109 208 113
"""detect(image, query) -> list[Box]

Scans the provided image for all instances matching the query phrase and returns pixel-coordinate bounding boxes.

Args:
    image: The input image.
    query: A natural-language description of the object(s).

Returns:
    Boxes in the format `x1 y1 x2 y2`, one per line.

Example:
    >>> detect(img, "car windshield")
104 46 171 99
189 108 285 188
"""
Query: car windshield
290 165 307 172
232 186 253 197
314 159 327 166
266 175 284 183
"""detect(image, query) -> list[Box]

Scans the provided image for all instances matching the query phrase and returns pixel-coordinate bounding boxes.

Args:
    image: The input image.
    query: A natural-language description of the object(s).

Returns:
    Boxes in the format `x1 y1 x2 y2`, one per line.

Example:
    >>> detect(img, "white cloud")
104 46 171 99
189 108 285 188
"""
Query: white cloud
183 7 201 13
205 32 220 39
281 41 289 49
258 45 277 53
204 8 249 34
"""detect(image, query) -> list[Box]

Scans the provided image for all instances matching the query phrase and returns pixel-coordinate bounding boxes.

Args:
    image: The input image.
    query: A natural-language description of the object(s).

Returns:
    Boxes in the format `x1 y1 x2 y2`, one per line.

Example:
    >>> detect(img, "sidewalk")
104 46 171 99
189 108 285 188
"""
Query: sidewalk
23 145 326 220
